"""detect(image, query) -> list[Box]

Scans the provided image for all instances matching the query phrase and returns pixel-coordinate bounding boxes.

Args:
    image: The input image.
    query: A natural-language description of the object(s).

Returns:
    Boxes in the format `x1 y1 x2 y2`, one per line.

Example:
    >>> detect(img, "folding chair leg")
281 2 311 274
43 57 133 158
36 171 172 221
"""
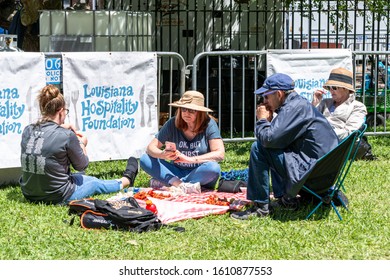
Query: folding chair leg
306 200 347 221
330 201 343 221
305 201 324 220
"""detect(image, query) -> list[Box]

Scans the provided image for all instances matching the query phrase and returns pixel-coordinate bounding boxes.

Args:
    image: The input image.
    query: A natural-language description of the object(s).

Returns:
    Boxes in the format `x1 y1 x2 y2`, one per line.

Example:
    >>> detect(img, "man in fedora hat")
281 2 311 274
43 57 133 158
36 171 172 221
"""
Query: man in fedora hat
231 73 339 220
313 67 376 160
140 90 225 194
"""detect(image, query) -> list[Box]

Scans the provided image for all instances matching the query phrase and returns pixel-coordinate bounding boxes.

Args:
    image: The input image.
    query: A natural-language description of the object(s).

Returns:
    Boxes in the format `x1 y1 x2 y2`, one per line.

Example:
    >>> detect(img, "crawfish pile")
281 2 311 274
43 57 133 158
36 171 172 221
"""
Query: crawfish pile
133 189 172 200
204 195 231 206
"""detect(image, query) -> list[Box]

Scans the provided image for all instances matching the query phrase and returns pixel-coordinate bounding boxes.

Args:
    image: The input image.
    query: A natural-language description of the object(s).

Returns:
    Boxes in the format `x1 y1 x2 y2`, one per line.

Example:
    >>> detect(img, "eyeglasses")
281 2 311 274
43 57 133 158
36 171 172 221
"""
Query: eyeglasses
181 108 197 114
329 86 339 91
263 90 278 97
64 108 69 115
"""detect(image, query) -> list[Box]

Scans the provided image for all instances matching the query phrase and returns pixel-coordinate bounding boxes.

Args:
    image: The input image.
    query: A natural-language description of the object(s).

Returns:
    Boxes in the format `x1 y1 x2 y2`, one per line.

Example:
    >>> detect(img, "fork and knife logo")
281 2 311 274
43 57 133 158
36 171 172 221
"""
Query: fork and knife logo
139 85 155 127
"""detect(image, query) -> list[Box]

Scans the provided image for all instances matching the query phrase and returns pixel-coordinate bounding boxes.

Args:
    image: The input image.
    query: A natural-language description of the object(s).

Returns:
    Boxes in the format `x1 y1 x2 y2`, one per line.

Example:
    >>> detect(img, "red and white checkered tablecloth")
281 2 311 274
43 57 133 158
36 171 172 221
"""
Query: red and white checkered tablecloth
168 189 247 203
108 189 250 224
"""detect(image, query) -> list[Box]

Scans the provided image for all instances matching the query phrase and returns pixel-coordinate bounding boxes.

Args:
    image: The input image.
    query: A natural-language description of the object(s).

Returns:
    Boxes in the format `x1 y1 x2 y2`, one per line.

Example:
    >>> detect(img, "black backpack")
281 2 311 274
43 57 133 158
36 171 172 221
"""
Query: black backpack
68 197 164 233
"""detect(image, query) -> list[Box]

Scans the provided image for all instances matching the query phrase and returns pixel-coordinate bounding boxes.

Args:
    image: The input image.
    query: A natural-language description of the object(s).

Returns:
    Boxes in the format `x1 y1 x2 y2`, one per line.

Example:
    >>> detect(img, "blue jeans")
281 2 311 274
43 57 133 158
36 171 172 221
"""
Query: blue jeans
140 153 221 188
247 141 290 204
65 174 121 203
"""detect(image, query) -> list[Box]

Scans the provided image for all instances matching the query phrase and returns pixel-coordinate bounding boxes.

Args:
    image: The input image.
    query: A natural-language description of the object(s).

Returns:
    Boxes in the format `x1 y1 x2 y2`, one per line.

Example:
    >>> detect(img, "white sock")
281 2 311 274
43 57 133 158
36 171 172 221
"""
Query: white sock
117 179 124 189
168 177 181 186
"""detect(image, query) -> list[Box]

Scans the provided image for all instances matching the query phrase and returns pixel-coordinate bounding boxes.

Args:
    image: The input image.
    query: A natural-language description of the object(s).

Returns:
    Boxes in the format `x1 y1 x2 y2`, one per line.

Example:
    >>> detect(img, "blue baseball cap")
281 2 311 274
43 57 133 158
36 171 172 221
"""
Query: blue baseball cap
254 73 295 95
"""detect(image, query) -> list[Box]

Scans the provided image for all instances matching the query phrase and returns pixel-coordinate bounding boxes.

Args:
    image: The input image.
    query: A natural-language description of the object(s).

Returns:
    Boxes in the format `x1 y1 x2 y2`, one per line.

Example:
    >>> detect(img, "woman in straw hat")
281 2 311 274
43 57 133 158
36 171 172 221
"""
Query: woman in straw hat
313 67 367 139
312 67 376 160
140 90 225 194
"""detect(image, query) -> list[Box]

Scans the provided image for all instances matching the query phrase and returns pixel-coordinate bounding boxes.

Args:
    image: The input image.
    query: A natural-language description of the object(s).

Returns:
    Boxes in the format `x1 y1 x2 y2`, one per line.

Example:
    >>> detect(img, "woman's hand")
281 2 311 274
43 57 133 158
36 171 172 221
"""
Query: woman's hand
60 124 88 146
75 131 88 147
162 149 179 161
312 89 326 106
173 138 225 164
173 152 193 163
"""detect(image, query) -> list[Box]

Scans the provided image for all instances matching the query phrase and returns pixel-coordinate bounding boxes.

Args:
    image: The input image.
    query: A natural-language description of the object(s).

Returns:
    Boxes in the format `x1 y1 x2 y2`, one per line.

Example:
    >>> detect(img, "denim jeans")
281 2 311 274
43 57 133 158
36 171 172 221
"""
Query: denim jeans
247 140 290 204
140 153 220 188
65 173 121 203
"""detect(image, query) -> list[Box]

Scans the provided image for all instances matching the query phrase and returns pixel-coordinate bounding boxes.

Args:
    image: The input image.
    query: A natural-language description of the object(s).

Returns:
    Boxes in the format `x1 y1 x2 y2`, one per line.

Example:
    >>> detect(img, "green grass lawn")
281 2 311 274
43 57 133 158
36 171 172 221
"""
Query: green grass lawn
0 136 389 260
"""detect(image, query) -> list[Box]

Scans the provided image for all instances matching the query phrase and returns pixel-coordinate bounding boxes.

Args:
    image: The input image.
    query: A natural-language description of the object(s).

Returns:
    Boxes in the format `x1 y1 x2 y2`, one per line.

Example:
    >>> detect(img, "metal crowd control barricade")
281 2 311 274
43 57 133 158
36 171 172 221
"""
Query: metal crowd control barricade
190 50 389 143
191 50 267 142
353 51 390 136
155 52 186 127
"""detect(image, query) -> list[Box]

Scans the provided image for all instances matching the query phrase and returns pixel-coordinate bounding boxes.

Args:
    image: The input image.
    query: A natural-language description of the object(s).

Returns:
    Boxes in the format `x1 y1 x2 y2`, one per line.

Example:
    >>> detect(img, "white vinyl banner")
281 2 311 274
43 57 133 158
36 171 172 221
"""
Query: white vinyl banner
267 49 353 101
0 52 46 168
62 52 158 162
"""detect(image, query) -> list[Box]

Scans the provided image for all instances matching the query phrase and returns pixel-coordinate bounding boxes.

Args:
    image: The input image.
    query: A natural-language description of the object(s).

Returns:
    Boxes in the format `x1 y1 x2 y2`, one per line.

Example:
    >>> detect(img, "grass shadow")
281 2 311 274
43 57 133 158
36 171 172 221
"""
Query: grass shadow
270 202 333 222
85 170 123 180
5 185 29 203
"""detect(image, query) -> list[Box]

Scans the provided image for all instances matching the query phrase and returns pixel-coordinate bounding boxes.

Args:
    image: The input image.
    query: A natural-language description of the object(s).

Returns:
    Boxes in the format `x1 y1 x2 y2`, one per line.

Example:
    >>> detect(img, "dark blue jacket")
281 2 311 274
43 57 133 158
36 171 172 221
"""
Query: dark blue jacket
255 91 339 196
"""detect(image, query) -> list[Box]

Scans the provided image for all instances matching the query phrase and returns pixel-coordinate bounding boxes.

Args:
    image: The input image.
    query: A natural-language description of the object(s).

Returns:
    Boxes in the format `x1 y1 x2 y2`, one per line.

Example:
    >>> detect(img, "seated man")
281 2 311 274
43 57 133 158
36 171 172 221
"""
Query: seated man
313 67 376 160
231 73 339 220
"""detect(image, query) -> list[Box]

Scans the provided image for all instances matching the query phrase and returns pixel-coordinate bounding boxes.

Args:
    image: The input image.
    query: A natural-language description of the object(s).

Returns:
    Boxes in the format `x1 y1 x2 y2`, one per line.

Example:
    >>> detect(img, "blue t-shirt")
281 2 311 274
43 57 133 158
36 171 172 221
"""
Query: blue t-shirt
157 117 221 169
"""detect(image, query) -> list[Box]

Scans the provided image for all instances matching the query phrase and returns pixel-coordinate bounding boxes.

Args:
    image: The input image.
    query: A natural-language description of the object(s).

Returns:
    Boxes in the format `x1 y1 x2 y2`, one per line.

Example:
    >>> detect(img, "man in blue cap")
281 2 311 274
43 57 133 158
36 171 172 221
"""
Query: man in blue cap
231 73 339 220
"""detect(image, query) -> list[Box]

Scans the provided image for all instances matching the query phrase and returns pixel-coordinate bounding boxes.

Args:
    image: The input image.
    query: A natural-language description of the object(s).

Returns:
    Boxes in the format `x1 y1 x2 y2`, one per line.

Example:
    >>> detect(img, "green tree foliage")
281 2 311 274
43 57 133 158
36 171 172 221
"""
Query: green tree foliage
283 0 389 32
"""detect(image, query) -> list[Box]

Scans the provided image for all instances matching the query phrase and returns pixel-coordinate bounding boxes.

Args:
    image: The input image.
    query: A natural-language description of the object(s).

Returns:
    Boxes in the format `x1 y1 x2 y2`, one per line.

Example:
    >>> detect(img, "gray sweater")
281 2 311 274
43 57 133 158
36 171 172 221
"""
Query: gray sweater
19 121 89 204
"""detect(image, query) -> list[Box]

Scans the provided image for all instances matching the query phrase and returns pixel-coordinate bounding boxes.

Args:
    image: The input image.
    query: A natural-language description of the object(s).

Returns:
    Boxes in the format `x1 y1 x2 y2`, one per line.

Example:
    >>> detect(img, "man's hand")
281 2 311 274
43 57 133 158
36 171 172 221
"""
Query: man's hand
256 105 273 122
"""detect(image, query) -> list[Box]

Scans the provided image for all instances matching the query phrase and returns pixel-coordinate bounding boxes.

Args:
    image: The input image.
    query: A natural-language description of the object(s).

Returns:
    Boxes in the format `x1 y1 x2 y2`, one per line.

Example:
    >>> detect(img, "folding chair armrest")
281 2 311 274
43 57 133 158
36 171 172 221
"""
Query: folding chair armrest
358 123 367 135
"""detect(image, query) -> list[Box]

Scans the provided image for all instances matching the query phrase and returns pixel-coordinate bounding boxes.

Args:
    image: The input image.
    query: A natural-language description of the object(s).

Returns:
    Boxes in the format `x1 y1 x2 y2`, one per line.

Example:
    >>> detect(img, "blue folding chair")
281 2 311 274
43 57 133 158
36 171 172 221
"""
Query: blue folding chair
289 125 367 220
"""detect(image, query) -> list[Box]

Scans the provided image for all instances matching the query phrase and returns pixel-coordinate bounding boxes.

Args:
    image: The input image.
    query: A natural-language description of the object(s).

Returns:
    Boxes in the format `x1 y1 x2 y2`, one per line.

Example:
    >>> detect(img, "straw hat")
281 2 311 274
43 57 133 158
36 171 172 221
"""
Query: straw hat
169 90 213 112
323 67 355 92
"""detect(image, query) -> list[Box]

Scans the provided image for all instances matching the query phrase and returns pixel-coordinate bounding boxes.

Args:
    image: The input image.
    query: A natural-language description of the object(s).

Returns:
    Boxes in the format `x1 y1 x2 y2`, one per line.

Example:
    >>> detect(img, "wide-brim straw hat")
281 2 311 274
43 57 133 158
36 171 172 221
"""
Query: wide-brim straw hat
323 67 355 92
169 90 213 112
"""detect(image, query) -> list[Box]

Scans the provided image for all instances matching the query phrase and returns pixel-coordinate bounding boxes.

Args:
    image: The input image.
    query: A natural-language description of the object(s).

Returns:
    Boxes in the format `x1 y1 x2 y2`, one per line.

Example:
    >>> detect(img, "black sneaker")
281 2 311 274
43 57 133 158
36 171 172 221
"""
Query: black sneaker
332 190 349 207
123 157 139 187
270 196 300 211
230 202 269 220
361 152 378 161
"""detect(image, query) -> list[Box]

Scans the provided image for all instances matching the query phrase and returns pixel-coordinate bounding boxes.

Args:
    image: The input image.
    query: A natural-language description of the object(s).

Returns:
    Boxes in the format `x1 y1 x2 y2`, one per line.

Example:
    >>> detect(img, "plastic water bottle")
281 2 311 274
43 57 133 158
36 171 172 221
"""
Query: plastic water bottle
124 187 139 196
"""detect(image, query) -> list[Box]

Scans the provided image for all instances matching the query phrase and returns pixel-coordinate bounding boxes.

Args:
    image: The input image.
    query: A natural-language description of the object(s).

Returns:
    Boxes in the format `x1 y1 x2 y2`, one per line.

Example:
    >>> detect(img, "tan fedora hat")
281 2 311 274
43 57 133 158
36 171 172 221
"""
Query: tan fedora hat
169 90 213 112
323 67 355 92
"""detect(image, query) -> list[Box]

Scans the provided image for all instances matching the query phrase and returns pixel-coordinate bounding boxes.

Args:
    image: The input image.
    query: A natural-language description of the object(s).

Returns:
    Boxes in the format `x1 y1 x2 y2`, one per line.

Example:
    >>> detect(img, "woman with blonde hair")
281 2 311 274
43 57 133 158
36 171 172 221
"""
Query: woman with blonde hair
19 84 138 204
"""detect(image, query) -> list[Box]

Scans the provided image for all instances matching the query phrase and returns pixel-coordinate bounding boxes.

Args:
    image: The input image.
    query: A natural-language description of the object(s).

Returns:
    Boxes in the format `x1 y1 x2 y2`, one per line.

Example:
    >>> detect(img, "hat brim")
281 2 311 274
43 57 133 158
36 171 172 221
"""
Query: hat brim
323 81 355 92
254 87 268 95
169 103 213 112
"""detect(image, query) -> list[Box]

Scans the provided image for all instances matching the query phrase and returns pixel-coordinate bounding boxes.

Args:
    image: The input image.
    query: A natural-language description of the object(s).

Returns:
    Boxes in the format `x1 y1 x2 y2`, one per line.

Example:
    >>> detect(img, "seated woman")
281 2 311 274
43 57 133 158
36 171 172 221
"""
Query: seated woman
313 67 376 160
140 90 225 194
19 85 138 205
